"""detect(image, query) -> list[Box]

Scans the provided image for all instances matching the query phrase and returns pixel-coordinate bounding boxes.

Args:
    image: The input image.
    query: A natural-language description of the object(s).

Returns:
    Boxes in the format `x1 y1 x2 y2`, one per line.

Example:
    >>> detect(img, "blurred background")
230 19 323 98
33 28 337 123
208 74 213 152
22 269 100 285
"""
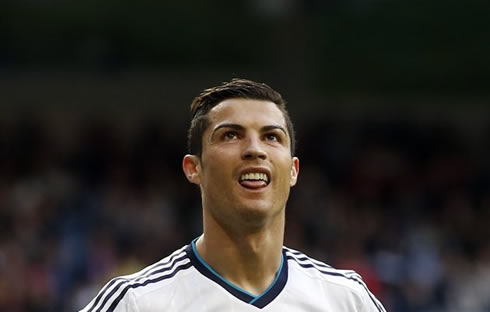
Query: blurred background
1 0 490 311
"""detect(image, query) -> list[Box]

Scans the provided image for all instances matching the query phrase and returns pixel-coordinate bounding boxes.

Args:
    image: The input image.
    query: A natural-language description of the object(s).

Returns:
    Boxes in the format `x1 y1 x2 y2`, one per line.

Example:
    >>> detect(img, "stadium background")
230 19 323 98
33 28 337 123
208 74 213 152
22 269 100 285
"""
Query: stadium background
1 1 489 311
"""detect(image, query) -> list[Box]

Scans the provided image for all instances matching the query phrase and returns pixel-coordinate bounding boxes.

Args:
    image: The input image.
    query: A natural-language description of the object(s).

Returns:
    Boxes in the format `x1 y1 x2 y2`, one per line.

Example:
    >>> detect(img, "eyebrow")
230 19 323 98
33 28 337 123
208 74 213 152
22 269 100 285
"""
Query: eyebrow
211 123 288 139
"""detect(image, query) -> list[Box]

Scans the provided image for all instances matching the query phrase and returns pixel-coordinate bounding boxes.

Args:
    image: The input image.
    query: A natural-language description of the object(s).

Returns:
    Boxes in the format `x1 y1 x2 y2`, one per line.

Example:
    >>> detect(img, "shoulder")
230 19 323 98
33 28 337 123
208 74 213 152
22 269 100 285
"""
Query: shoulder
79 245 192 312
283 246 386 312
284 246 358 282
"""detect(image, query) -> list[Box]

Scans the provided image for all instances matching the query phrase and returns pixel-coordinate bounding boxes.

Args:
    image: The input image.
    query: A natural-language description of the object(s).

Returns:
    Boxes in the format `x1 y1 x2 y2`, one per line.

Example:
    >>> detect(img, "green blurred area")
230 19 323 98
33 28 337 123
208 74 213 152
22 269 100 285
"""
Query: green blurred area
1 0 489 94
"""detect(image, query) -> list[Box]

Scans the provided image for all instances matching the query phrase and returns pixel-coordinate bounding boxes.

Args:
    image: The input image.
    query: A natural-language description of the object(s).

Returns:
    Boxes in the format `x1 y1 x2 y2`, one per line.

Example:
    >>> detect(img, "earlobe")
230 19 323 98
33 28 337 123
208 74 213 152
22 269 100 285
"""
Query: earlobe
290 157 300 186
182 154 201 184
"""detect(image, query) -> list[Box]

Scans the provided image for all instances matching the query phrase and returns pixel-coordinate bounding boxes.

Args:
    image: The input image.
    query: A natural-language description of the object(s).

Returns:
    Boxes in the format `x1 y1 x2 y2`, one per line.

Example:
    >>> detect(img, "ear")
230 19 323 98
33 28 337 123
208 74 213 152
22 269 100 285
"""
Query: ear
182 154 201 185
290 157 300 186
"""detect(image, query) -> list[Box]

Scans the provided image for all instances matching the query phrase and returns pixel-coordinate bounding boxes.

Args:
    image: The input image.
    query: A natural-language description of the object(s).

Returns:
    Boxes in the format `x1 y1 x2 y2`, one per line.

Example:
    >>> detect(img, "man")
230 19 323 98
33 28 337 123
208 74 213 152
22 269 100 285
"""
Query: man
80 79 386 311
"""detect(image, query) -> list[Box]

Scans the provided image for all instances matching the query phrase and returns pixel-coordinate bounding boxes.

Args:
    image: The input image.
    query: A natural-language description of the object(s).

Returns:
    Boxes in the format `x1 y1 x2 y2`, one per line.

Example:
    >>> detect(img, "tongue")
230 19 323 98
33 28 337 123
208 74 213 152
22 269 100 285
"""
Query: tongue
240 180 267 189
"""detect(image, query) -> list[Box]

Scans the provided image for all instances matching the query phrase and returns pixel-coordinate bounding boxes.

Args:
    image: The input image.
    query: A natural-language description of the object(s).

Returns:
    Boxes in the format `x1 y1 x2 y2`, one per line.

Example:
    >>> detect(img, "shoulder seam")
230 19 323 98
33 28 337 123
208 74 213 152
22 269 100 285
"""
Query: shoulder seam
284 248 385 312
84 246 190 312
105 261 192 311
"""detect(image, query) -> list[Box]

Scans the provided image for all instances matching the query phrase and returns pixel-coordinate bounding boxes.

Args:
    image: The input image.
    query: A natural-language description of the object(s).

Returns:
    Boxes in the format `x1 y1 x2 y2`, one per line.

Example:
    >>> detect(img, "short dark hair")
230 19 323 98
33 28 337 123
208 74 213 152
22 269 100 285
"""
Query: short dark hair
187 78 296 157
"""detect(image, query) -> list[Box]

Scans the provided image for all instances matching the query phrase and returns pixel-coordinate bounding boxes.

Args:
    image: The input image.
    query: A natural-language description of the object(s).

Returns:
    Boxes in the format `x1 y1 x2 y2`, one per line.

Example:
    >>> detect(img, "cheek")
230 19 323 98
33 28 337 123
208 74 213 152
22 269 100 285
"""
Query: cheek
274 160 294 187
202 161 232 188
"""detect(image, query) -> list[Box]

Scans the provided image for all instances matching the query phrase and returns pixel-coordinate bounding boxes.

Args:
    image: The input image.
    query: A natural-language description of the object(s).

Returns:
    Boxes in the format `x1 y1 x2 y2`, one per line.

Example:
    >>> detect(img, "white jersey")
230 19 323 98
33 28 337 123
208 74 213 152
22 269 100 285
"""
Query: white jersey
80 240 386 311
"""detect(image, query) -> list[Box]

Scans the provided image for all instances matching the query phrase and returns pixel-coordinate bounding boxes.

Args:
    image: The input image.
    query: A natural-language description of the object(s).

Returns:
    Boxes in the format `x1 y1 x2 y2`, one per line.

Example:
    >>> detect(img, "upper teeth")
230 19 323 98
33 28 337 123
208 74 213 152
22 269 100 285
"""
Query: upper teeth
240 172 269 183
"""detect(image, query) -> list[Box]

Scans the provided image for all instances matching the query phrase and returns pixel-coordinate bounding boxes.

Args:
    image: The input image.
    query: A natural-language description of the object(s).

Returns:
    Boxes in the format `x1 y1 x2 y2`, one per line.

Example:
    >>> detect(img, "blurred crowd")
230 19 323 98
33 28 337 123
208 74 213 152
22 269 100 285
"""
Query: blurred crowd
0 117 489 312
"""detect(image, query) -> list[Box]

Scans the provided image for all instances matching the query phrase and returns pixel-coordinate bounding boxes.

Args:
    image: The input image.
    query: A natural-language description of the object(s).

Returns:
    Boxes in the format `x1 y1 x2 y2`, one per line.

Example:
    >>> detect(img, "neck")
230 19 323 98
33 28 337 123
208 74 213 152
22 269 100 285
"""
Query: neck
196 212 285 296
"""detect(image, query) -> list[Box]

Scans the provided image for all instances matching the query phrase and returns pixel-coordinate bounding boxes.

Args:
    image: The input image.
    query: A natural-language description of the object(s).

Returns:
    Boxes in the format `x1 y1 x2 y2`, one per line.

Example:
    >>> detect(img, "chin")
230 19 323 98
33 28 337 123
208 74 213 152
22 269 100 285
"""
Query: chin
237 202 283 226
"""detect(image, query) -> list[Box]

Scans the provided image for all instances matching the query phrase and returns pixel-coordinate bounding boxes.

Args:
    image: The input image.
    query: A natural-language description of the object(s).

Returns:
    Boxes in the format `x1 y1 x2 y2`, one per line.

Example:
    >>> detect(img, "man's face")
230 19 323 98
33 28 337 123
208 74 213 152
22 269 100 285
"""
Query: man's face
184 98 299 230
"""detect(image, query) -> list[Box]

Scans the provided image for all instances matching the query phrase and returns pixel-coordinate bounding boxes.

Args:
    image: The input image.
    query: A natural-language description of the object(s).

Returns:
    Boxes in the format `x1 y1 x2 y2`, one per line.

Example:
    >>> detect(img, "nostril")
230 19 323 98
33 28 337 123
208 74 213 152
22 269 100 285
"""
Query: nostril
243 152 253 159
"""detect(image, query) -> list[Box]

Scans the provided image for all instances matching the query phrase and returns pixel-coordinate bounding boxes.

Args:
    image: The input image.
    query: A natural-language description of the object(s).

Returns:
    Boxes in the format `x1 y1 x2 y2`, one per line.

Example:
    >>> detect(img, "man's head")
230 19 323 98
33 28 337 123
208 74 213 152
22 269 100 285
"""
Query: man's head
187 78 296 158
183 79 299 232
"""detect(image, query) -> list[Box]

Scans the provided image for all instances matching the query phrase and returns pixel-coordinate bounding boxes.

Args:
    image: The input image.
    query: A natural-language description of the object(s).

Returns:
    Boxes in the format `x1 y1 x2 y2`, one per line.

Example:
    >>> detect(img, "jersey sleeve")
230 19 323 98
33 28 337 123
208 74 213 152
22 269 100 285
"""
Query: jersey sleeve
78 279 139 312
359 281 386 312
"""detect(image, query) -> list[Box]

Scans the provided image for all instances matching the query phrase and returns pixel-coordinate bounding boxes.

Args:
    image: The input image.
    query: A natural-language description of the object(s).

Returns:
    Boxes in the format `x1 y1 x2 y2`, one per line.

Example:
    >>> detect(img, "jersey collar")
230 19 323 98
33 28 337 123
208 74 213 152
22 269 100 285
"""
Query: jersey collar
185 239 288 309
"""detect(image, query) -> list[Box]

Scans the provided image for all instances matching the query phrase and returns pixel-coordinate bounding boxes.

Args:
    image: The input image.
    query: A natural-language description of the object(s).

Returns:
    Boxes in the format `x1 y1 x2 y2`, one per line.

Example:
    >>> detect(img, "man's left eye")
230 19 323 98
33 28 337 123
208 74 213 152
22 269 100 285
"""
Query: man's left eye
266 134 279 141
224 132 238 140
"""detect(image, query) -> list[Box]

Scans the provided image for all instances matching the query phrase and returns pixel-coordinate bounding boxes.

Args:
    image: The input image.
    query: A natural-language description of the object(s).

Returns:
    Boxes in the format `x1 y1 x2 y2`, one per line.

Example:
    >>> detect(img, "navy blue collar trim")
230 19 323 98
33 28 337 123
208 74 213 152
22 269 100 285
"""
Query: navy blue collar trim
185 241 288 309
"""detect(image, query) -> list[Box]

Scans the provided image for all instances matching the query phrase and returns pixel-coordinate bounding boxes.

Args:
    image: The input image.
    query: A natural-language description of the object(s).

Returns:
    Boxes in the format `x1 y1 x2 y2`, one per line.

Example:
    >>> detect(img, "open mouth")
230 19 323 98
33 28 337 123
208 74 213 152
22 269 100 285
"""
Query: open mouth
238 172 270 189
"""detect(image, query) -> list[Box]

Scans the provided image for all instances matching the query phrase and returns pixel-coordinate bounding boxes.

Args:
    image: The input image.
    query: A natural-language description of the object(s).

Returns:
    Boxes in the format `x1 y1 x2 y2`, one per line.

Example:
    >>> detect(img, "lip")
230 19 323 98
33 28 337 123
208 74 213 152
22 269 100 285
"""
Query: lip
237 166 271 190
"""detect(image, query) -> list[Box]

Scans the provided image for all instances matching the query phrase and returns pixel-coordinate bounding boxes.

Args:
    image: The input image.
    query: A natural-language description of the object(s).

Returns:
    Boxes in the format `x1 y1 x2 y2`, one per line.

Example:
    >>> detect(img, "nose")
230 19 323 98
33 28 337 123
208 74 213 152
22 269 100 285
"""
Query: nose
241 135 267 160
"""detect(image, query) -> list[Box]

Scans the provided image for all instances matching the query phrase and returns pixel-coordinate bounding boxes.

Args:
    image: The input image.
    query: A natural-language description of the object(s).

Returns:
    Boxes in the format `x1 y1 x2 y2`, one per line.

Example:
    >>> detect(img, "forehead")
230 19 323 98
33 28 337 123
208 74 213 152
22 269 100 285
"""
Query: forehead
207 98 286 127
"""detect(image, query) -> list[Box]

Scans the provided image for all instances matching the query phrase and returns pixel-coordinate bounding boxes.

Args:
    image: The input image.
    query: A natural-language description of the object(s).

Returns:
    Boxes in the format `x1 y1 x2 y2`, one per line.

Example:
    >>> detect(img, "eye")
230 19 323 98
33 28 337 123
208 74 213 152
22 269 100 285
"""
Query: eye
265 133 280 142
223 131 239 140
